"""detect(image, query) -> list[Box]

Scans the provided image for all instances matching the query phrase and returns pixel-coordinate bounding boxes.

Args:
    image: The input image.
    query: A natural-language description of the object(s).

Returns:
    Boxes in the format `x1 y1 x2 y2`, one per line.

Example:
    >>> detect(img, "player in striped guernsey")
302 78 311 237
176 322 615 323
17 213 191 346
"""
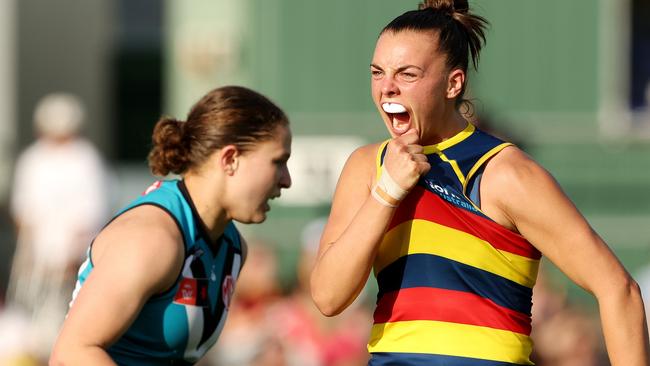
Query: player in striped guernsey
50 86 292 365
311 1 650 365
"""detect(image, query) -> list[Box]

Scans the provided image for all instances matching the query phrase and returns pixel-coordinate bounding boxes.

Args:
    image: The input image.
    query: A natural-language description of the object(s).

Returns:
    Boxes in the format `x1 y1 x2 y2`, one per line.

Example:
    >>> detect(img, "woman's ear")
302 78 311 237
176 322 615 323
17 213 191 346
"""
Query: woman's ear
446 69 466 99
219 145 239 176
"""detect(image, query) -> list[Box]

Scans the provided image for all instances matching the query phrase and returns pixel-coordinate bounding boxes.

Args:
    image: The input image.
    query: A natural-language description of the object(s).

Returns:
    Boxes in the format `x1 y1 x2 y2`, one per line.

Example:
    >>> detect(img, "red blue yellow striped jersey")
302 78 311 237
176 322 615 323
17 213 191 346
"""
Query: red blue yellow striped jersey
368 123 541 366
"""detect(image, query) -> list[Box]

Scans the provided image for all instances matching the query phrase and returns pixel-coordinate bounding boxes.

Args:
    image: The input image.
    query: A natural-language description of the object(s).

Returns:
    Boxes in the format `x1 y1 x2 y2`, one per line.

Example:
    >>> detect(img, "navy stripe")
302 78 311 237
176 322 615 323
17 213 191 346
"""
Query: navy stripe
443 127 505 177
376 254 532 315
424 154 461 189
369 352 526 366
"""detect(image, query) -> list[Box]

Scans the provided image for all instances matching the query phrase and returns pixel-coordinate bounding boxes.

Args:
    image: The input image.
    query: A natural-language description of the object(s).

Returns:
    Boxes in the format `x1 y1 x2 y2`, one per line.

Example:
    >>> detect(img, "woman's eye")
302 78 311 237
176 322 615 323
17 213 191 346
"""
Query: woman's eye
401 72 417 80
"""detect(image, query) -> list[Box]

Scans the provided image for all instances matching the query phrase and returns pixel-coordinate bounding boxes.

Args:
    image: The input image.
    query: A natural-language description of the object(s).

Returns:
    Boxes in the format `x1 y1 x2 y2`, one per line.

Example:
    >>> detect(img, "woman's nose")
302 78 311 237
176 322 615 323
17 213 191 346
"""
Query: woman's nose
280 166 291 189
381 77 399 97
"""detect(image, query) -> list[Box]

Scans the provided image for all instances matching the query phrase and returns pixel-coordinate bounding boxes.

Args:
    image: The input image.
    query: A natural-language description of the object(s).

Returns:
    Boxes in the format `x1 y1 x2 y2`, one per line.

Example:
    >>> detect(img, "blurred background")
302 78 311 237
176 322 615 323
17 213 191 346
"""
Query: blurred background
0 0 648 365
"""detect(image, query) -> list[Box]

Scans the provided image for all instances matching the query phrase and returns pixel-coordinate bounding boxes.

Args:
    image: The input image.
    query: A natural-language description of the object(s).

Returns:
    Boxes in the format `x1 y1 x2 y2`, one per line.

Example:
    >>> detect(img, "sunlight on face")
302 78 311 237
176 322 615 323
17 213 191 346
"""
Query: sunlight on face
228 125 292 224
370 30 455 143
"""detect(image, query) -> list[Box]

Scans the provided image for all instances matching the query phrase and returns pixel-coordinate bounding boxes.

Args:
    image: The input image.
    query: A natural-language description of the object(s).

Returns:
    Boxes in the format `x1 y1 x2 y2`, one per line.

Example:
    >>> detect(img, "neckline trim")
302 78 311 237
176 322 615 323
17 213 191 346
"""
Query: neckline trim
177 179 223 258
422 122 475 154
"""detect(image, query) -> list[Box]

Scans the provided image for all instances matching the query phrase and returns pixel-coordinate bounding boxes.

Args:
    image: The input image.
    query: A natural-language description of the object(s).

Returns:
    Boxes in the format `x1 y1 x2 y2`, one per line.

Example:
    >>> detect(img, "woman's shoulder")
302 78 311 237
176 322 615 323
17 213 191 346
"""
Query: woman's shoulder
480 145 560 230
483 145 547 185
348 141 388 165
91 205 185 283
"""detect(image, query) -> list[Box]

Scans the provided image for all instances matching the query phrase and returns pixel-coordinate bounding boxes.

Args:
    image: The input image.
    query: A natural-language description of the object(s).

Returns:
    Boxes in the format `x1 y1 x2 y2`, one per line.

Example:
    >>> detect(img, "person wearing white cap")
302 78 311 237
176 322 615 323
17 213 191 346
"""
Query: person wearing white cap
7 92 110 360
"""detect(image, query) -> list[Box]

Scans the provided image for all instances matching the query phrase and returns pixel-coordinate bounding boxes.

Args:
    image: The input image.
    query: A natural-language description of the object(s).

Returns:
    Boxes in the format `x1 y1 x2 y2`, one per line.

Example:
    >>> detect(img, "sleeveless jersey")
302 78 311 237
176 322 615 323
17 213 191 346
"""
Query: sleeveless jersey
368 123 541 366
71 179 243 365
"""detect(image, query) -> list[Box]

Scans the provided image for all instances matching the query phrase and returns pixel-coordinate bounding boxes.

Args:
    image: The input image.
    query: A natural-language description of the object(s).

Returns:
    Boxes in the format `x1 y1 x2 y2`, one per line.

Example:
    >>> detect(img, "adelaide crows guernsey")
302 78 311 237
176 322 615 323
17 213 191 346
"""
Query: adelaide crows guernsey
368 123 541 365
71 179 243 365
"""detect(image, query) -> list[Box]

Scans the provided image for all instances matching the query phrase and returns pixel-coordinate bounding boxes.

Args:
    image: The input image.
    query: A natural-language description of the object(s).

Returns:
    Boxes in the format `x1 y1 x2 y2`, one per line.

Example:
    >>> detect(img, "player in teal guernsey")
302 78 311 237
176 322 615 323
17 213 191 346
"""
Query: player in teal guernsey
73 180 242 364
51 86 292 365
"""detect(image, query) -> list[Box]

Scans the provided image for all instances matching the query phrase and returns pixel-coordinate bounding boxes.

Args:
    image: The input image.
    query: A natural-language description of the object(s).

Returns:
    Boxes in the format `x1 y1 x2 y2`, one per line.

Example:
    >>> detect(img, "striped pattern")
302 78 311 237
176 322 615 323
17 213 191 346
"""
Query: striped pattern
373 287 531 334
376 254 533 316
369 352 530 366
370 125 540 365
375 219 539 288
368 320 533 364
387 186 540 260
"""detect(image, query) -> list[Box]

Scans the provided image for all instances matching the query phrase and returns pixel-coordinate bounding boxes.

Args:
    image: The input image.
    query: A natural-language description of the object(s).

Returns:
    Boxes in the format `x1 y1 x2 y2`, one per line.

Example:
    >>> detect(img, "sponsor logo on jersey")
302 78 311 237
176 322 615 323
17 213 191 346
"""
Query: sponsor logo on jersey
174 277 209 307
423 178 479 213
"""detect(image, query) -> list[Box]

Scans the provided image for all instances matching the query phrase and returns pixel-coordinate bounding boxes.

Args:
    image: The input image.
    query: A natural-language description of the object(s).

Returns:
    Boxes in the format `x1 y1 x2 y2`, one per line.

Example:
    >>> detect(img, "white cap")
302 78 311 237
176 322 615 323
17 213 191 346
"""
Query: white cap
33 93 85 138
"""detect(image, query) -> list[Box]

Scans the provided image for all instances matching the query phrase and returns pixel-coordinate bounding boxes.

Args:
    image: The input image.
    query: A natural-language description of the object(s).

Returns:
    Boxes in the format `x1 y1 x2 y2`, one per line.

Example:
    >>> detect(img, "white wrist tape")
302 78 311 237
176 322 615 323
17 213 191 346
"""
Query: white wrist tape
371 168 409 208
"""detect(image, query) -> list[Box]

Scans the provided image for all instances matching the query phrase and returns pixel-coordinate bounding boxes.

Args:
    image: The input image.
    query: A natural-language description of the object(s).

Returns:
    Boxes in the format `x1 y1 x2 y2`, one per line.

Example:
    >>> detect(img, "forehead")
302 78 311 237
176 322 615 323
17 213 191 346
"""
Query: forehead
255 124 291 154
372 30 443 66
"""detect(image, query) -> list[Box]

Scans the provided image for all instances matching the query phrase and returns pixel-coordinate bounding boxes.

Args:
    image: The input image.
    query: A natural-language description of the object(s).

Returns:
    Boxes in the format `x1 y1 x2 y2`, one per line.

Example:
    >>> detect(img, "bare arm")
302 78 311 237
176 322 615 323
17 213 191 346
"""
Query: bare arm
311 130 430 316
50 206 184 365
481 147 650 366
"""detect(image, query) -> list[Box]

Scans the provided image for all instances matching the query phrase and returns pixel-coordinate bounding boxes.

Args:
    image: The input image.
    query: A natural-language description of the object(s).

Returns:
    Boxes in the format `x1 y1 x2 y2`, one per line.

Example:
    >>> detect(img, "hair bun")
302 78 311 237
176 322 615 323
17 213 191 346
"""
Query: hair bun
418 0 469 13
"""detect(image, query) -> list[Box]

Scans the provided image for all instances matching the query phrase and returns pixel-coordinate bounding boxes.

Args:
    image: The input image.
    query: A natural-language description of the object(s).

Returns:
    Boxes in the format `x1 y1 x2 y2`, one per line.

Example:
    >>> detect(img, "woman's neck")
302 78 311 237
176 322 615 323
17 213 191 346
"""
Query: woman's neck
421 111 468 146
183 173 229 243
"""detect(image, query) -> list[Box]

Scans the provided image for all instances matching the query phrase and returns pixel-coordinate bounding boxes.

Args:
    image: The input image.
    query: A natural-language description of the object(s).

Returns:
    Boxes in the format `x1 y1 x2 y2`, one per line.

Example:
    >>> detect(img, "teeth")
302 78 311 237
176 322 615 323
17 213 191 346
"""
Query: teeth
382 103 406 114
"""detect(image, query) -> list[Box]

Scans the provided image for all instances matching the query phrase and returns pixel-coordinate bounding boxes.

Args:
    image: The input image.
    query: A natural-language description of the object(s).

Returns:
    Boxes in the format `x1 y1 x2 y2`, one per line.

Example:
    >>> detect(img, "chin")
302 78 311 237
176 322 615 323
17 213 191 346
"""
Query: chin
240 213 267 224
252 214 267 224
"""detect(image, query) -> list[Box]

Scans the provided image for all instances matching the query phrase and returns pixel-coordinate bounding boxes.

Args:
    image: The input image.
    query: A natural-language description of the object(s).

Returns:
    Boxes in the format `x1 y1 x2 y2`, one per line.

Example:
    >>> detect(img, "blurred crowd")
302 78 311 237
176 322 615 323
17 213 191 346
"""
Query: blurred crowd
0 96 646 366
0 93 111 365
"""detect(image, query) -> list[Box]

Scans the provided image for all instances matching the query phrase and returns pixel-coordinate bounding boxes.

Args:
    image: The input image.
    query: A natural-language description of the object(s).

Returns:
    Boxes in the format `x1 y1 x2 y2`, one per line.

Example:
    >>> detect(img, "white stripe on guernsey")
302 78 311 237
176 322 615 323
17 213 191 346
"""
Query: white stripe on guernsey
181 252 204 360
182 253 196 277
193 307 226 360
191 253 243 359
68 257 91 310
231 253 242 281
183 306 205 361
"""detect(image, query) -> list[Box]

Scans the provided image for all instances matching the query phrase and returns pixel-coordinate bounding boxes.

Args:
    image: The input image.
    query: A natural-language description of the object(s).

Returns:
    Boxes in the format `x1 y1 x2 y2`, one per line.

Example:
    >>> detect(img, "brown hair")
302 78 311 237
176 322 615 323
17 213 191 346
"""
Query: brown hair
381 0 488 106
148 86 289 176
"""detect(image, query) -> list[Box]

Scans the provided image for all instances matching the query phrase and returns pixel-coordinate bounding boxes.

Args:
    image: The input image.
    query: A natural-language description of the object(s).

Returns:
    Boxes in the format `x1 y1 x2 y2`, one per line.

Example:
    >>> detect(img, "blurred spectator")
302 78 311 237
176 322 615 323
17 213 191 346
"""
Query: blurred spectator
636 262 650 333
267 217 371 366
530 264 608 366
4 93 110 361
0 307 41 365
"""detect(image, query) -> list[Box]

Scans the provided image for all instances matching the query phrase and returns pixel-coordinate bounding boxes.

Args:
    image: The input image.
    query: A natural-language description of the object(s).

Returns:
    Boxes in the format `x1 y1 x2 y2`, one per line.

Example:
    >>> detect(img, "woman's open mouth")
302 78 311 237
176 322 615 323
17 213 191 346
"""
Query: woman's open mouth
382 103 411 135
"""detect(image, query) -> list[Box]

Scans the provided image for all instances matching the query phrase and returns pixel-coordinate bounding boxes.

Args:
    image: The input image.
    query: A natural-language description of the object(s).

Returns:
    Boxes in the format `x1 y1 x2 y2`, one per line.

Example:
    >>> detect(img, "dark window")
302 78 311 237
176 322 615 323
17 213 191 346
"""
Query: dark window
113 0 163 161
631 0 650 110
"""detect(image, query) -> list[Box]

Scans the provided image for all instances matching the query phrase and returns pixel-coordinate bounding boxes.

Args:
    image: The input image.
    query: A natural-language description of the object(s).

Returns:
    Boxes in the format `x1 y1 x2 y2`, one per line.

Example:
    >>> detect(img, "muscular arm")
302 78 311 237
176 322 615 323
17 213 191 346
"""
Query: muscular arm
481 147 650 366
311 144 394 316
50 206 184 365
311 130 430 316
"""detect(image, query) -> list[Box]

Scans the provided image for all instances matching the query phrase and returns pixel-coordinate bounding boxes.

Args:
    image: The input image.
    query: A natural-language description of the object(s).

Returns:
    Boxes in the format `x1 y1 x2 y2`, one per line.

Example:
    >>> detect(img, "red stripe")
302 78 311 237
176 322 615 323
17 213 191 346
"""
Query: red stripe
373 287 532 335
389 186 541 259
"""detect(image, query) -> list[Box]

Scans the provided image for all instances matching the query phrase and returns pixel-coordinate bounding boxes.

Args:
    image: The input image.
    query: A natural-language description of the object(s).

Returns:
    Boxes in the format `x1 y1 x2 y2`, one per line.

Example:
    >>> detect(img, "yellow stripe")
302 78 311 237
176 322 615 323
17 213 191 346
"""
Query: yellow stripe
420 123 474 186
374 220 538 287
422 122 475 152
368 320 534 365
463 142 513 194
375 139 390 182
433 150 466 185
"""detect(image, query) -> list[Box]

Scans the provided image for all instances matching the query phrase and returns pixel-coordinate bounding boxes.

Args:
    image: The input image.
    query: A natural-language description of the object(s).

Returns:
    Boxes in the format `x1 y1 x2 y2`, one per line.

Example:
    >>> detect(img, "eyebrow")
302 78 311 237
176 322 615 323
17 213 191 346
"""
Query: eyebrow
370 63 424 72
277 152 291 161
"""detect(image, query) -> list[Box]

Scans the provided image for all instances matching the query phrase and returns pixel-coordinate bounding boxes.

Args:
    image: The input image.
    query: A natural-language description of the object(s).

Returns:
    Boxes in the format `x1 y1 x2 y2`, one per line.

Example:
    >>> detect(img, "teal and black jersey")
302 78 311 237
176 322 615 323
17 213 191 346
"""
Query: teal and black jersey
71 179 243 365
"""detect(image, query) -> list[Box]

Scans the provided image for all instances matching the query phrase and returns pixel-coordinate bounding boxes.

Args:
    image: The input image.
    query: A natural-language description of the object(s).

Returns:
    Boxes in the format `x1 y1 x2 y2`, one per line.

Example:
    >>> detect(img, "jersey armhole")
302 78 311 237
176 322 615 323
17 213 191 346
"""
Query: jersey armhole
462 142 513 208
375 140 390 182
114 202 188 299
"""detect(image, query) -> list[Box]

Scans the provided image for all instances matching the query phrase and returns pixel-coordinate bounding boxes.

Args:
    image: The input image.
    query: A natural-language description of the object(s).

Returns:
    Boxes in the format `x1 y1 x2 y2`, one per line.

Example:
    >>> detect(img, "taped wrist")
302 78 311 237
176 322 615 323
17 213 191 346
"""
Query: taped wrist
371 168 408 208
